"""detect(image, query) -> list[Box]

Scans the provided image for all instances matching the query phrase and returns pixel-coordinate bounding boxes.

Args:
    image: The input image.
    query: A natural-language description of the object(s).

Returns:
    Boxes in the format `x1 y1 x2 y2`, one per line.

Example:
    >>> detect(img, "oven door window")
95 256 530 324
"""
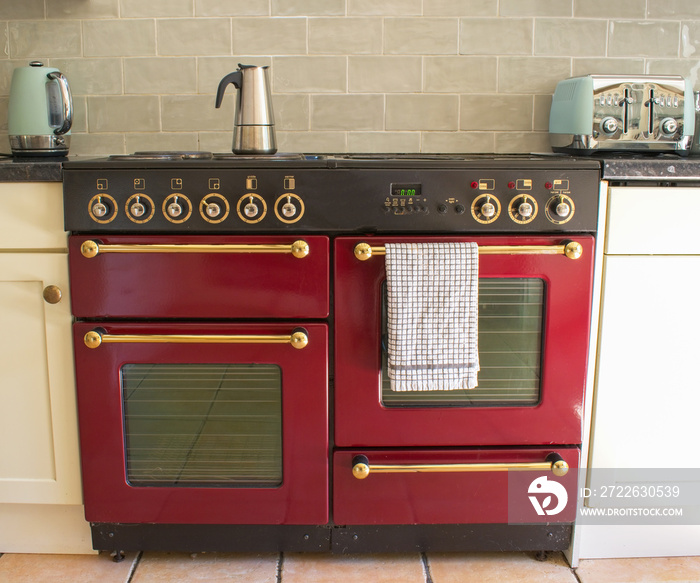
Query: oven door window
381 278 544 407
122 363 282 487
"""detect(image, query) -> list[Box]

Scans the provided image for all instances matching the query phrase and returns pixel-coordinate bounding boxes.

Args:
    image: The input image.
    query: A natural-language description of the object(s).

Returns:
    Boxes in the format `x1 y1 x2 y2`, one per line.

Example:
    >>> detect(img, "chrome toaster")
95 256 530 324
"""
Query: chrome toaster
549 75 694 155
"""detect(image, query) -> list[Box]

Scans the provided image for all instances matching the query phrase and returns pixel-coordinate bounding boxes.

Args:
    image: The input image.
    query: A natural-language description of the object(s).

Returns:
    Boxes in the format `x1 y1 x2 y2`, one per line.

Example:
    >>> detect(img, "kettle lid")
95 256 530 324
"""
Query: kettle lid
29 61 45 67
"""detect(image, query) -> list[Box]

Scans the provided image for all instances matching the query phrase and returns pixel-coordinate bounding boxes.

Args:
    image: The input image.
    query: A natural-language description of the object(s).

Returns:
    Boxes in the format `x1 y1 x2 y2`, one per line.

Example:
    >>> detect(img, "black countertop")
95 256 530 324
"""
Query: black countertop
598 153 700 181
0 155 64 182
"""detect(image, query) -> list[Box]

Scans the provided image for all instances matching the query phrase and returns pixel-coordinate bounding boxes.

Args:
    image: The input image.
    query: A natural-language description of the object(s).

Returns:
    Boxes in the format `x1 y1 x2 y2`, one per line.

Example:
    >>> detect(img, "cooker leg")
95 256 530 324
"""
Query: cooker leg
110 550 125 563
534 550 548 562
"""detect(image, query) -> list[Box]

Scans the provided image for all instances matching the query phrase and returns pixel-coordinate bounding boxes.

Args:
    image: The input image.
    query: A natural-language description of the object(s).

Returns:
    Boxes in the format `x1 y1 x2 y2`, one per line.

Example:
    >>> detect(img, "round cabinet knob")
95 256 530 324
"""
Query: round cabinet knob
518 201 533 218
167 201 182 217
601 117 618 135
481 201 496 218
206 202 221 218
42 285 62 304
130 201 146 218
661 117 678 136
556 201 571 218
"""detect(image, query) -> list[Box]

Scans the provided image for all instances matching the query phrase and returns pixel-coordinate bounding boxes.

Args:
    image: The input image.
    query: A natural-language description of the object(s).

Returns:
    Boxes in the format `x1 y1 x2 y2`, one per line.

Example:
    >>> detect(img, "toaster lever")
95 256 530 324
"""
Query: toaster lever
618 88 633 134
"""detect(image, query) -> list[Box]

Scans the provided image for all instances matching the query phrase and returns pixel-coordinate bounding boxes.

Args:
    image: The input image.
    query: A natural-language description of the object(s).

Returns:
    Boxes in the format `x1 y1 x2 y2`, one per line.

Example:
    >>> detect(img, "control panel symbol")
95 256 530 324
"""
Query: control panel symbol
246 176 257 190
209 178 221 190
553 179 570 191
516 179 532 190
171 178 183 190
134 178 145 190
478 179 495 190
96 179 108 190
284 176 296 190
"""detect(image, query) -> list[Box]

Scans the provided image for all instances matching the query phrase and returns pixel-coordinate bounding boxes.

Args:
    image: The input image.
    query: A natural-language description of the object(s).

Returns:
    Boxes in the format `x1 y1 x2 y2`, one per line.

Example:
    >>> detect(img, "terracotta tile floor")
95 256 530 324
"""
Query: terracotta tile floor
0 552 699 582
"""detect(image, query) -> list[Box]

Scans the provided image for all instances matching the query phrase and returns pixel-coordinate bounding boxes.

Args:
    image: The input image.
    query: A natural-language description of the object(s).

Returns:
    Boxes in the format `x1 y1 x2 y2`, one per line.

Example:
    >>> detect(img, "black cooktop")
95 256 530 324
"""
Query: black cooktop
65 151 602 170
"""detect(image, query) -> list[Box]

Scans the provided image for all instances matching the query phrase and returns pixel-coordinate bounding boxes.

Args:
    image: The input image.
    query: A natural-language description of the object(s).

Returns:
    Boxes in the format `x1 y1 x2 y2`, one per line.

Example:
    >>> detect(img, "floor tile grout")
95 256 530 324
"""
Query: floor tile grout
421 552 434 583
276 552 284 583
125 551 142 583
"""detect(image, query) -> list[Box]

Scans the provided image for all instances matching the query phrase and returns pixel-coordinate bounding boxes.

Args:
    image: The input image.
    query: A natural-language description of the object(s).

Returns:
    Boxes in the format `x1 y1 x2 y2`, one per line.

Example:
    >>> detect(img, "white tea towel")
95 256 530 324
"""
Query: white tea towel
385 242 479 391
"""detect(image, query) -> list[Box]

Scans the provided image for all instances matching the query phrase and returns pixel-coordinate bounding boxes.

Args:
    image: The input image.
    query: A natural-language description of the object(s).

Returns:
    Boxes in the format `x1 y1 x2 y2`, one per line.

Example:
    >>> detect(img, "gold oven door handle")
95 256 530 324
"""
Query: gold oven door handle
353 241 583 261
84 329 309 350
351 453 569 479
80 239 310 259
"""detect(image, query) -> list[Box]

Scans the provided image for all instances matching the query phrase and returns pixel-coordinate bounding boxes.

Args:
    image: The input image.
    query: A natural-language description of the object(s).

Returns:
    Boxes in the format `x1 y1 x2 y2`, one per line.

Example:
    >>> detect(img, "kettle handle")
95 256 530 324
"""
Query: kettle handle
47 71 72 135
215 70 243 109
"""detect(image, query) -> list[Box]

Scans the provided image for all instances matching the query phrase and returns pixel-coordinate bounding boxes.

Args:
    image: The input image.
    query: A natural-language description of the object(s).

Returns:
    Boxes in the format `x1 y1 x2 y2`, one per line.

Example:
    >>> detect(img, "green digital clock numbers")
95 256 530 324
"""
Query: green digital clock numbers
391 183 421 197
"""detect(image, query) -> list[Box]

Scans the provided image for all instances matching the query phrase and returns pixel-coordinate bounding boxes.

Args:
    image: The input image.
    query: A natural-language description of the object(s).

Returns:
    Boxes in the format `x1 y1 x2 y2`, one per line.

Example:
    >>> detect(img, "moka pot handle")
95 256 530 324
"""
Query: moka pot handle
215 70 243 109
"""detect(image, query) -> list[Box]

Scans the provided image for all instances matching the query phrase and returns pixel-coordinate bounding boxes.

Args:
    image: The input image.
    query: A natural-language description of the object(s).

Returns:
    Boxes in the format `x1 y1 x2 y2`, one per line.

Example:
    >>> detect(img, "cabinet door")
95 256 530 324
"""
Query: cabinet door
591 255 700 470
0 253 81 504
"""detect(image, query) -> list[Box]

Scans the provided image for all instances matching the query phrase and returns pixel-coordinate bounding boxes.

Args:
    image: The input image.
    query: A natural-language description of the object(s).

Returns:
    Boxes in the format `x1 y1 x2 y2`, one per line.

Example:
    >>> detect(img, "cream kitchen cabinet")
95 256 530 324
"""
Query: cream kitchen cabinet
575 186 700 560
0 181 92 553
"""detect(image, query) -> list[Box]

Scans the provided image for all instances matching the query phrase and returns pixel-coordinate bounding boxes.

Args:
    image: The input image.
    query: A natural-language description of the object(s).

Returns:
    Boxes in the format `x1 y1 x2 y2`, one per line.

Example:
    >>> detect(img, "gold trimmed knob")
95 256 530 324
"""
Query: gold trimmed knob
564 241 583 260
42 285 62 304
290 331 308 350
84 331 103 349
552 460 569 477
81 240 99 258
354 242 372 261
291 240 309 259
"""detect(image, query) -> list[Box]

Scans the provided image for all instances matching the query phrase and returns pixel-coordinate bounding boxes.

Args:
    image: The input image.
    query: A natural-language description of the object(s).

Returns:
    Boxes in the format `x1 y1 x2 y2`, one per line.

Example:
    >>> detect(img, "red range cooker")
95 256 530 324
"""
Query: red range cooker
62 152 600 554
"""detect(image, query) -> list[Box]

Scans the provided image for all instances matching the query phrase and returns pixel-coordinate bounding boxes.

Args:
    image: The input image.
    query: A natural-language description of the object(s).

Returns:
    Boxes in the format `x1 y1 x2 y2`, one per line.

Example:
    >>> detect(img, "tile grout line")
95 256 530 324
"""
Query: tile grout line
276 552 284 583
125 551 143 583
421 552 435 583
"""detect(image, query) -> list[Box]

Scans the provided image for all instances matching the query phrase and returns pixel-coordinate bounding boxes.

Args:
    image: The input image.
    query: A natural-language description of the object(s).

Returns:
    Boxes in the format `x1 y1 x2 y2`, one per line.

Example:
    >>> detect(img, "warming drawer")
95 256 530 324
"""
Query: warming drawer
333 448 579 525
68 235 329 319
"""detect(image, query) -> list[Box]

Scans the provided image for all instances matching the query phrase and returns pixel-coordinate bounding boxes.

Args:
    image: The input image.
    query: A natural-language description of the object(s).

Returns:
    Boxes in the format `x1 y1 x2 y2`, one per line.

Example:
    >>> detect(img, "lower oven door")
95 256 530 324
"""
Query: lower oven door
334 235 595 447
73 322 328 525
333 447 579 525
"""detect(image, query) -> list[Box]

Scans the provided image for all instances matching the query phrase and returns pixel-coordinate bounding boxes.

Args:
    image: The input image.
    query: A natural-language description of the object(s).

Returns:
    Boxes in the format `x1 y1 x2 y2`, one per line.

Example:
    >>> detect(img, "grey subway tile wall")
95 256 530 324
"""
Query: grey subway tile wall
1 0 700 155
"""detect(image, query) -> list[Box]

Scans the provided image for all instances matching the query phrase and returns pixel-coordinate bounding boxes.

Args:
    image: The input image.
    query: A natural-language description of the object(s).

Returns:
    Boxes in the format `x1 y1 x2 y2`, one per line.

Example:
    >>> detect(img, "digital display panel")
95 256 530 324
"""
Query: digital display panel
391 183 421 197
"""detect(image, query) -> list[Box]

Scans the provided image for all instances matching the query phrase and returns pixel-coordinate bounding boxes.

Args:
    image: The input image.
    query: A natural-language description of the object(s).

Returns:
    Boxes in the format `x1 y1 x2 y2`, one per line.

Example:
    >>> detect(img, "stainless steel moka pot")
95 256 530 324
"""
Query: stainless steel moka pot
215 64 277 155
8 61 73 156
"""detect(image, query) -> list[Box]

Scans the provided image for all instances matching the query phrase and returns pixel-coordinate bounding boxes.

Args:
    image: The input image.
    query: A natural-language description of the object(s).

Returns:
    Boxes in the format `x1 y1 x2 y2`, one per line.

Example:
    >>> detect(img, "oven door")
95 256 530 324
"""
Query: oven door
73 322 328 525
334 235 595 447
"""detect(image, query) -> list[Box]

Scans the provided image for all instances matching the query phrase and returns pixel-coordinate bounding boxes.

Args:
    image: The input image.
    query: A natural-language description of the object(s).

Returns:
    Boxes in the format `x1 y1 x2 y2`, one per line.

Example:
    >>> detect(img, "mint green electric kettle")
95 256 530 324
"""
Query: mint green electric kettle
7 61 73 156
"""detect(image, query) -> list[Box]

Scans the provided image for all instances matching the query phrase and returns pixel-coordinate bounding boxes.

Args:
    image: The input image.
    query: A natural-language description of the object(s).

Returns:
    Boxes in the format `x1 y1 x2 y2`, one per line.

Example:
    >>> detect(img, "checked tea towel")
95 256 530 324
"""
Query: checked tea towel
385 242 479 391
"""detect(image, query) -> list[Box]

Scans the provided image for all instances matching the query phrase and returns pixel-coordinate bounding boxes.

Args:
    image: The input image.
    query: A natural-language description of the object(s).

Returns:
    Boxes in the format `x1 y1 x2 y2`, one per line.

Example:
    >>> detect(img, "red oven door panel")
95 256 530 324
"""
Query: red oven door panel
334 235 595 447
333 448 579 525
69 235 329 319
73 322 328 525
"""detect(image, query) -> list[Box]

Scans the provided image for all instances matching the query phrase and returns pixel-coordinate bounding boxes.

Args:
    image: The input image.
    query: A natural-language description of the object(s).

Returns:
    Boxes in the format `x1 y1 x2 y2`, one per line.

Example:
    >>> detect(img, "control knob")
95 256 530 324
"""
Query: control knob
281 196 297 218
244 196 260 218
167 199 183 218
555 200 571 218
481 201 496 218
518 201 534 218
601 116 618 135
92 201 108 217
660 117 678 136
206 202 221 218
130 199 146 218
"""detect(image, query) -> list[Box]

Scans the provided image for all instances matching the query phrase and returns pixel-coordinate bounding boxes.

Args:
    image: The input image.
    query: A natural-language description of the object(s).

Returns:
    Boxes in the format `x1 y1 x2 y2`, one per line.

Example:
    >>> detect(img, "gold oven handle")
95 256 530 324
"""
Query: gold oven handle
80 239 310 259
84 329 309 350
353 241 583 261
351 453 569 479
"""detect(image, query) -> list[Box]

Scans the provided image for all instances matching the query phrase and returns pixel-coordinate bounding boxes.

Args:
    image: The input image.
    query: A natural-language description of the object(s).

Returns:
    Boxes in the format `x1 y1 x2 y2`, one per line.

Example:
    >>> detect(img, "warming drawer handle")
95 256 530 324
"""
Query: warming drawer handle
351 453 569 479
84 329 309 350
353 241 583 261
80 239 310 259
